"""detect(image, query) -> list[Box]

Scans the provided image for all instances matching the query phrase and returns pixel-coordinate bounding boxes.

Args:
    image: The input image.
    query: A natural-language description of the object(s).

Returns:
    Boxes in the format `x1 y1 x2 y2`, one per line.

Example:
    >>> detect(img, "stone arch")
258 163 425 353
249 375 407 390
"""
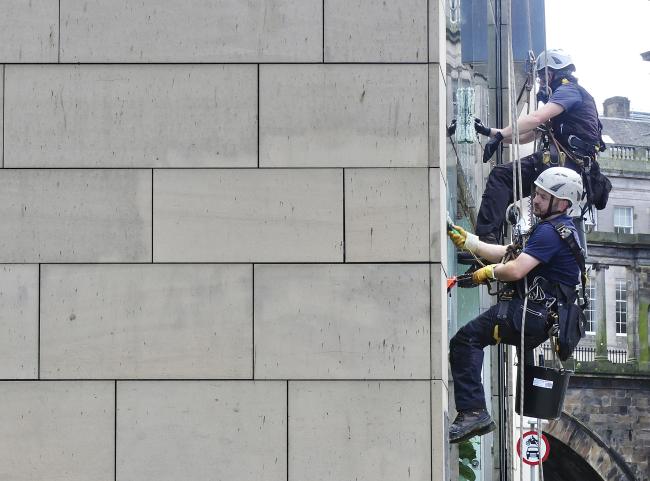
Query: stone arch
543 412 637 481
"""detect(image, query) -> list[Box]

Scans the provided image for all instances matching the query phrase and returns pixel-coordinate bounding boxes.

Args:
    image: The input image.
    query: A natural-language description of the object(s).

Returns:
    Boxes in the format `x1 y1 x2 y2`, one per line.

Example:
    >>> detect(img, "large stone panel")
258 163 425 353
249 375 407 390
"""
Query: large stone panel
0 381 114 481
254 264 430 379
429 64 447 169
4 65 257 168
432 380 450 481
429 0 446 66
0 265 39 379
40 264 252 379
260 65 428 167
430 168 448 268
431 263 448 383
0 170 151 263
117 381 286 481
154 169 343 262
0 1 58 62
1 67 3 163
60 0 322 62
289 381 431 481
345 168 429 262
324 0 427 62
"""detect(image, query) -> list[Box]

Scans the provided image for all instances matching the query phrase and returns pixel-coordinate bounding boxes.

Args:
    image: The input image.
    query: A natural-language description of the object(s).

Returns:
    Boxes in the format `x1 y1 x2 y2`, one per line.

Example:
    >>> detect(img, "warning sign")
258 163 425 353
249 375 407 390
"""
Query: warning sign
516 431 550 466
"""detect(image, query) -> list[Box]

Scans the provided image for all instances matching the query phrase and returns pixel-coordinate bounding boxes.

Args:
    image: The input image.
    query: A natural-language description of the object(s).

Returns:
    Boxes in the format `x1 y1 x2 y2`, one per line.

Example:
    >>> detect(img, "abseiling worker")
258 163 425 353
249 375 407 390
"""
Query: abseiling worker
447 167 583 443
471 48 605 246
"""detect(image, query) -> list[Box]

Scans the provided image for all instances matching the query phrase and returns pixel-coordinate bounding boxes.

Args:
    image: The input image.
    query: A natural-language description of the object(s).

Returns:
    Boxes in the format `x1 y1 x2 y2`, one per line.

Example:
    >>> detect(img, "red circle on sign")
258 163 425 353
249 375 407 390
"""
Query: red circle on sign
516 431 550 466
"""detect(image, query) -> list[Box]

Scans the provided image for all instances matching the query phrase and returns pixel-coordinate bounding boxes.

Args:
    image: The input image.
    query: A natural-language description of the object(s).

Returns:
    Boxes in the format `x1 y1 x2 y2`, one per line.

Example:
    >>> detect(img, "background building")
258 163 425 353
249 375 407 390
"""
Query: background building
580 96 650 363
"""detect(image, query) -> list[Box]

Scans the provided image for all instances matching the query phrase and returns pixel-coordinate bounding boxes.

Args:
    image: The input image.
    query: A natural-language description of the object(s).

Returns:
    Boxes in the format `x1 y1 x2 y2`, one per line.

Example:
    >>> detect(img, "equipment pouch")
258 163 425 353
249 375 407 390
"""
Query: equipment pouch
584 162 612 210
556 301 586 361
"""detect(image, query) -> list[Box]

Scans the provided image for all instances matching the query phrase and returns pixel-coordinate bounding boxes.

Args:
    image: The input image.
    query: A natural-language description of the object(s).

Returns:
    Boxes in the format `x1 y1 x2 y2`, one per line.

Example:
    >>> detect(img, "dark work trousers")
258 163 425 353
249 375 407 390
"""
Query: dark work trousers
475 151 582 239
449 297 549 412
475 152 541 239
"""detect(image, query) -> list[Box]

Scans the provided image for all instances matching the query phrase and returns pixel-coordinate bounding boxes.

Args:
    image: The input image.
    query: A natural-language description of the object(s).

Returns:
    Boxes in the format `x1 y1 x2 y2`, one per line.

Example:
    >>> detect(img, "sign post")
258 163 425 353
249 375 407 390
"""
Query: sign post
516 431 550 466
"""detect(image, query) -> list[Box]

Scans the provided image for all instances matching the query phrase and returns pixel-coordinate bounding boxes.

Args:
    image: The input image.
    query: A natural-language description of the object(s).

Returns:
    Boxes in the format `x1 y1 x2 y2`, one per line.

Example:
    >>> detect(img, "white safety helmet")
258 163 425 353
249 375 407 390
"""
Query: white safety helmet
534 167 584 216
535 49 575 72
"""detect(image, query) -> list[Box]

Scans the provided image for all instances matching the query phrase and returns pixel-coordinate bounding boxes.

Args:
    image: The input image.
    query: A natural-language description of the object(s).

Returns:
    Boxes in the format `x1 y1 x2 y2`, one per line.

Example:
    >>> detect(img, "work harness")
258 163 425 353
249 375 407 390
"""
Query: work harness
493 218 588 360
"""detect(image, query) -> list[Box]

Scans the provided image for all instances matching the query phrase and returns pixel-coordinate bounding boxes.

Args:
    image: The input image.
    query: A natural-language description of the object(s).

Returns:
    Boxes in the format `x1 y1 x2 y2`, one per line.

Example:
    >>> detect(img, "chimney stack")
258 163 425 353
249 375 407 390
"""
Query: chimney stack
603 96 630 119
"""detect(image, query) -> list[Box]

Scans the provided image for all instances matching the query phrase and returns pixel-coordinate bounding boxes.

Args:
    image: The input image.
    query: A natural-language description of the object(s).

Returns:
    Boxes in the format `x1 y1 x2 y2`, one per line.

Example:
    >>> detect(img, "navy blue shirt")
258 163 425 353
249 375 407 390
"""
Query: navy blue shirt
523 215 580 287
548 80 602 148
548 83 582 111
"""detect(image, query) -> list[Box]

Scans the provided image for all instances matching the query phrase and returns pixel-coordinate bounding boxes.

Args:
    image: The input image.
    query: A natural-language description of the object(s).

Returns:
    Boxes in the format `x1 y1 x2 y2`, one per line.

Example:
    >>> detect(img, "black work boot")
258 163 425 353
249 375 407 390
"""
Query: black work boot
449 409 496 444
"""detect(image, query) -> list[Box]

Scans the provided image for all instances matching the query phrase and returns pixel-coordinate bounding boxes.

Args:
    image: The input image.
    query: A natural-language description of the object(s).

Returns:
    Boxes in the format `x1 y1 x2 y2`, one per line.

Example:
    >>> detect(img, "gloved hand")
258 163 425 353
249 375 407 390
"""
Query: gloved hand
483 131 504 163
472 264 497 285
447 224 480 253
474 118 491 137
446 119 457 137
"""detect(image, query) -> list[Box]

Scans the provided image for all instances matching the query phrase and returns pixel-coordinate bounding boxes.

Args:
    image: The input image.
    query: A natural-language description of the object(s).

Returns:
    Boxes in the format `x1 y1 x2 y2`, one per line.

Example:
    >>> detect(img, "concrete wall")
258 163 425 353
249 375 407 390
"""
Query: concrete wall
0 1 448 480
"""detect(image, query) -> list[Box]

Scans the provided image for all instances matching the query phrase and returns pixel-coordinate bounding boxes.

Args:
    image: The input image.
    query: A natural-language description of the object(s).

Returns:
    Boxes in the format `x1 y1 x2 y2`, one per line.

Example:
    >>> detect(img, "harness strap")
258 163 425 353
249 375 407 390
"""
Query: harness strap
552 222 588 309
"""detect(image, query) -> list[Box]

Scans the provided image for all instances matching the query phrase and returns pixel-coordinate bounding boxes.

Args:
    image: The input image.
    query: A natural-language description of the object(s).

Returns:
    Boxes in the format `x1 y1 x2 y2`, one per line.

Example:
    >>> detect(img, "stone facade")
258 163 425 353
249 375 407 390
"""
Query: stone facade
0 2 449 481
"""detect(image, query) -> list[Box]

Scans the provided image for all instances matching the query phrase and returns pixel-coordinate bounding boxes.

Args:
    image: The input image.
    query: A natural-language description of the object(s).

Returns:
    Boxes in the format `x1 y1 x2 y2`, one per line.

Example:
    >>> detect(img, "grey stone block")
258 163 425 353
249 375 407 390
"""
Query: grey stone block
431 264 448 383
0 170 152 263
0 67 3 161
430 168 448 267
429 64 447 169
117 381 286 481
345 168 429 262
0 1 58 62
259 65 428 167
432 380 450 481
0 381 114 481
5 65 257 168
60 0 322 62
0 265 39 379
254 264 430 379
324 0 427 62
289 381 431 481
154 169 343 262
40 264 252 379
429 0 446 66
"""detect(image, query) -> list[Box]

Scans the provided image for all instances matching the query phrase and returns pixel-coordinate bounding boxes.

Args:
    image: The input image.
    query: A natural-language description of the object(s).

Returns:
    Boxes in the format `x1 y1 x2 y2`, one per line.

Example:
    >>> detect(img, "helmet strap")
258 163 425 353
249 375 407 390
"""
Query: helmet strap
539 196 570 219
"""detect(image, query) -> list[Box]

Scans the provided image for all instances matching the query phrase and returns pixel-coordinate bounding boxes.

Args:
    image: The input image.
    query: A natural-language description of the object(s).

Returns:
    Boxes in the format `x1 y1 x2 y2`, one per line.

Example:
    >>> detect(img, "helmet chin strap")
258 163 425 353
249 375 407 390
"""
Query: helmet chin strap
538 195 567 219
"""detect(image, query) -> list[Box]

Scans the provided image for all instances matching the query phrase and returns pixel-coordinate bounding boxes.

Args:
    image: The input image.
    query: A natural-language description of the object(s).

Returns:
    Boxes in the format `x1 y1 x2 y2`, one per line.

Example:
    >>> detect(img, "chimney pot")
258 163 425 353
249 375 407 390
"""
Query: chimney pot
603 96 630 119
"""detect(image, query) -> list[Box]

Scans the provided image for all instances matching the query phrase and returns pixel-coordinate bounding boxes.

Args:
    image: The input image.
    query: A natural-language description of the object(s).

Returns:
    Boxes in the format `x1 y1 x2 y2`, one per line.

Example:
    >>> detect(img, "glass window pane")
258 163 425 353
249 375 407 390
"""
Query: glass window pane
615 279 627 335
614 207 633 234
585 278 596 333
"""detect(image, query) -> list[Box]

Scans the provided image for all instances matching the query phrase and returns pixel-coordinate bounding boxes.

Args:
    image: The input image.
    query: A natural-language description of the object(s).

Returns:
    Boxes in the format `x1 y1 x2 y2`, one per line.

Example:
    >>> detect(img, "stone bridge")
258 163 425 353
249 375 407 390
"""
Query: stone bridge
542 374 650 481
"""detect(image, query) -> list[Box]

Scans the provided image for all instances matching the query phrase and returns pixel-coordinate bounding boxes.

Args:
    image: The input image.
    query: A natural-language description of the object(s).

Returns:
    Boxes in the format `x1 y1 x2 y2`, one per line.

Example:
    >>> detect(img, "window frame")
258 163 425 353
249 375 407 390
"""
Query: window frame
615 278 628 336
584 277 596 334
613 206 634 234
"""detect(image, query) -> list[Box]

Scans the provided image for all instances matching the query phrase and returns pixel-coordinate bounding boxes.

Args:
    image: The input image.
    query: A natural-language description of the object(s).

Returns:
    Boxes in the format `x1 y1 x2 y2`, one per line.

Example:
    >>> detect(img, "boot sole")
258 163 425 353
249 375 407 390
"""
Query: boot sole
449 420 497 444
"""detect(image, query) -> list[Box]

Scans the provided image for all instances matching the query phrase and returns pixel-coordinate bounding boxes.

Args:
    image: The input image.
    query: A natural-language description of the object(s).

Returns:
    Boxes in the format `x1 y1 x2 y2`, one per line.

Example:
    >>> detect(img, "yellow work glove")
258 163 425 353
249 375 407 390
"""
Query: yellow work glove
472 264 497 285
447 224 480 252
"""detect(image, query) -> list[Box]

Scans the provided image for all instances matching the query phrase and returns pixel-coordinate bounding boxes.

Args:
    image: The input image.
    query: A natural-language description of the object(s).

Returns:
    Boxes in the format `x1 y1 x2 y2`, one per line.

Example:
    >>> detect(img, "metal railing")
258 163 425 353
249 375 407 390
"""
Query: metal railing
541 343 628 364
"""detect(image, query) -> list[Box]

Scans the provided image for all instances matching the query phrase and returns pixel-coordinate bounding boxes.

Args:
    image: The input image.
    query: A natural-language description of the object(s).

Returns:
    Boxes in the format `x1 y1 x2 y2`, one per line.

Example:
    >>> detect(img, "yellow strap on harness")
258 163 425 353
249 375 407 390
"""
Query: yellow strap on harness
493 325 502 344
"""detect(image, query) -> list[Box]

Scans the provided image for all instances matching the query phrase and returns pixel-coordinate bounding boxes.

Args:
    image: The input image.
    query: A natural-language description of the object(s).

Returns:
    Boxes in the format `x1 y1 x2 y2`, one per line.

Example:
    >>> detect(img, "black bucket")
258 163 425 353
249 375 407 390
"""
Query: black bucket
515 365 572 420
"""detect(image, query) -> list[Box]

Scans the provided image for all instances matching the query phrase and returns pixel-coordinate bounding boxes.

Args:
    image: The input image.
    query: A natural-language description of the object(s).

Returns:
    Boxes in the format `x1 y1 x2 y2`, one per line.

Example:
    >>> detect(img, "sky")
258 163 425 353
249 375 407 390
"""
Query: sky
545 0 650 114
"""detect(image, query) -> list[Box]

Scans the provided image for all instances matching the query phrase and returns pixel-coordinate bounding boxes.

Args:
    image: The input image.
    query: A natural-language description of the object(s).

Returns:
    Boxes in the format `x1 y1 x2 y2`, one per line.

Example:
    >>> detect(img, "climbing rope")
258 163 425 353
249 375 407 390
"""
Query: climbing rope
503 0 534 479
